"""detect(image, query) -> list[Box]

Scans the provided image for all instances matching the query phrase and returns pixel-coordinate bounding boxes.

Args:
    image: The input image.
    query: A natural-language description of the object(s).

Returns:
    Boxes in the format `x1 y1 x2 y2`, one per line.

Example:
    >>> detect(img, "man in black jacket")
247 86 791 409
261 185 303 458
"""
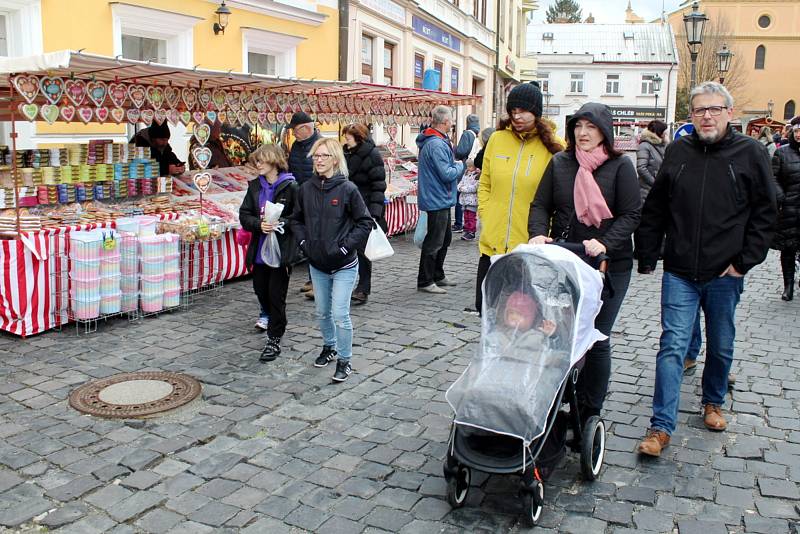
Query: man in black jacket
637 82 777 457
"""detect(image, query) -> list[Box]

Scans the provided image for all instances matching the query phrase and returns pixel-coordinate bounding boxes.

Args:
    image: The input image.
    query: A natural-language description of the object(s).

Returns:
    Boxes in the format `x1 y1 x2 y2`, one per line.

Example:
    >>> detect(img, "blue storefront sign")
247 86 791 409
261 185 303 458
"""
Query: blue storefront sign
412 16 461 52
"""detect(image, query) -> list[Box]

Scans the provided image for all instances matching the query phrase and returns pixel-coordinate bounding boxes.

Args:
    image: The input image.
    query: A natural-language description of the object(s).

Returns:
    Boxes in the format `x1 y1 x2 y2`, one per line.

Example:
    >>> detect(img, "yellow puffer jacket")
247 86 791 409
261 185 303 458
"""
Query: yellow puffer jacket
478 123 564 257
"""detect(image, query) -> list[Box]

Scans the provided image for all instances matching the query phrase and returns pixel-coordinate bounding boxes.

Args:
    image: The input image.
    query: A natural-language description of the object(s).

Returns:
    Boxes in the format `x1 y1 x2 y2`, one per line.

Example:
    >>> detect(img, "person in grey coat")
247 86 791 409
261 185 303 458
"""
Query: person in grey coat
636 120 667 202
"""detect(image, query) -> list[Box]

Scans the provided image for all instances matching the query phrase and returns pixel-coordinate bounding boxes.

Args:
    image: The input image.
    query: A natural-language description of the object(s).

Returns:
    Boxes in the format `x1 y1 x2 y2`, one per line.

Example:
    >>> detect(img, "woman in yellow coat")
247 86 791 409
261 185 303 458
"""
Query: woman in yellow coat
474 82 564 312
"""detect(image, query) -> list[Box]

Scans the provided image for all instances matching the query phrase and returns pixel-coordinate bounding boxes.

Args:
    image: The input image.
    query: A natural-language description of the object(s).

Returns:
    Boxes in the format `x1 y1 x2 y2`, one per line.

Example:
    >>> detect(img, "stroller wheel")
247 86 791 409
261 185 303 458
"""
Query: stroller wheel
446 464 470 508
580 415 606 481
522 480 544 526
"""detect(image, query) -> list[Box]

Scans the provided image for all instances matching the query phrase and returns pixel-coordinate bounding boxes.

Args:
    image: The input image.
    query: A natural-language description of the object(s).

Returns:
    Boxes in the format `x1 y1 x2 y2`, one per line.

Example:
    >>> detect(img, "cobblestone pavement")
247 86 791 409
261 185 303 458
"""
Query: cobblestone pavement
1 235 799 534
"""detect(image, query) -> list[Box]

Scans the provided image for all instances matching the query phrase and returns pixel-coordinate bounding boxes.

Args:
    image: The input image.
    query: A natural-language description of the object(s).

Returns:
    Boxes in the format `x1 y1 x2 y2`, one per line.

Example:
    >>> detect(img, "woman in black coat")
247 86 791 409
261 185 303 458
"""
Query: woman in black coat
342 123 387 305
772 118 800 301
239 144 299 362
528 102 641 423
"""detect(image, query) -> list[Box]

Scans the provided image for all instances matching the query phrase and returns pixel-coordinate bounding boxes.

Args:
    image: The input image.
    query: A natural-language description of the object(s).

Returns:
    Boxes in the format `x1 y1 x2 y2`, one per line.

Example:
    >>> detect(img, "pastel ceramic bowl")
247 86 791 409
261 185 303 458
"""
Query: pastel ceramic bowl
163 289 180 308
141 293 163 313
100 292 122 314
71 296 100 320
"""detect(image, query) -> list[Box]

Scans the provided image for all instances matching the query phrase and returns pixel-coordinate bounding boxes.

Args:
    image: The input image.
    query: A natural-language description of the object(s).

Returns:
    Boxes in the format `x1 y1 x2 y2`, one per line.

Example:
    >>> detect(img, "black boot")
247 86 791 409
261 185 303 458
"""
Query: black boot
260 336 281 362
780 251 796 301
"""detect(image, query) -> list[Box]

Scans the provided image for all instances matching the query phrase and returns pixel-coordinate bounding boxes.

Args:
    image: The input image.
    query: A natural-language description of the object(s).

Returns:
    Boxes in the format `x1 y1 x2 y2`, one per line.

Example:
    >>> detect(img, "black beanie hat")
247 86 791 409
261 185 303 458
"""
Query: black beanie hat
506 81 543 118
148 120 171 140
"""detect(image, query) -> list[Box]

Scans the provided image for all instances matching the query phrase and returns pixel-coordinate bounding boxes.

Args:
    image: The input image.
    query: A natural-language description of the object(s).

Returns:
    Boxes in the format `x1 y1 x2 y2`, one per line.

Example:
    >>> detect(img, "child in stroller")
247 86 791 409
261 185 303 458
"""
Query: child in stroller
444 244 608 526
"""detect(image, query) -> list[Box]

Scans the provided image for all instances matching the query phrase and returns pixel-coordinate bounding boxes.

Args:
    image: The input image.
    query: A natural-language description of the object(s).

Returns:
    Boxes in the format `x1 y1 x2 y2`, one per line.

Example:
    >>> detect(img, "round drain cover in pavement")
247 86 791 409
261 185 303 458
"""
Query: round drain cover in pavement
69 372 202 418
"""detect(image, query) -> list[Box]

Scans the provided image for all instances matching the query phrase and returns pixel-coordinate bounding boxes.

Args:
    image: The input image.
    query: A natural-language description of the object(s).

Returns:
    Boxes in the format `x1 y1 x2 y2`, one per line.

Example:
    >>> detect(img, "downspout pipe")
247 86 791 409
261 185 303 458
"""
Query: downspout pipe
493 1 501 126
339 0 349 81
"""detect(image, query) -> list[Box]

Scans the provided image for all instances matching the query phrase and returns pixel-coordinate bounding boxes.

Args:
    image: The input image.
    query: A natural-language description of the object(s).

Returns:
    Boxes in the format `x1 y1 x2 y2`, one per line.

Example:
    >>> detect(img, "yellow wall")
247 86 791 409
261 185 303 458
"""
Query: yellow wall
35 0 339 135
668 0 800 120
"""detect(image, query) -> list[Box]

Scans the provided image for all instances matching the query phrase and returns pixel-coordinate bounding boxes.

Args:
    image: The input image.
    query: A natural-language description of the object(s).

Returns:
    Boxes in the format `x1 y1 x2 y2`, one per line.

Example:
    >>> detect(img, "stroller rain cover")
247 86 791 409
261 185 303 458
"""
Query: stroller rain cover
446 244 606 446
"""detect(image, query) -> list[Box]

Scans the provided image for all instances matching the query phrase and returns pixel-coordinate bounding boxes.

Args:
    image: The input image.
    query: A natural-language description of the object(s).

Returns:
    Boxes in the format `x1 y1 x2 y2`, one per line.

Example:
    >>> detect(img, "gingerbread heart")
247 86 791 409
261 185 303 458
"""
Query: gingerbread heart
108 82 127 107
192 147 212 170
182 87 198 110
267 112 276 124
276 112 285 124
18 103 38 121
146 86 165 110
247 110 259 127
140 108 155 126
254 96 267 112
235 110 246 126
193 123 211 146
276 94 288 112
39 104 58 124
60 105 76 123
193 171 212 193
86 80 107 107
128 84 146 109
77 106 94 124
193 111 206 124
164 86 180 110
63 79 86 106
94 107 110 123
153 108 167 125
198 88 213 110
225 91 240 111
40 76 64 104
110 107 125 124
266 93 278 112
166 109 179 126
212 89 226 111
205 110 217 123
179 110 193 125
257 112 267 126
12 75 39 104
217 111 227 124
240 90 254 110
126 108 141 124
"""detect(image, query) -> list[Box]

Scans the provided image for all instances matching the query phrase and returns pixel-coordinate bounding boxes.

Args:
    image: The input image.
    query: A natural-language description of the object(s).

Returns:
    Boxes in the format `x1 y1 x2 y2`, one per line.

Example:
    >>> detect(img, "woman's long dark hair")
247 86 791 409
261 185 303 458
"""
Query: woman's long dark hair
496 116 563 155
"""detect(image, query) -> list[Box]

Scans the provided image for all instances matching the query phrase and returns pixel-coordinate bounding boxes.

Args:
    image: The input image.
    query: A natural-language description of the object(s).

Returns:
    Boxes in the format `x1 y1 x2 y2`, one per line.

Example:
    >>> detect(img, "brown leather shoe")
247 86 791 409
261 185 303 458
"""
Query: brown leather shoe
638 429 670 457
301 281 313 293
703 404 727 431
683 359 697 376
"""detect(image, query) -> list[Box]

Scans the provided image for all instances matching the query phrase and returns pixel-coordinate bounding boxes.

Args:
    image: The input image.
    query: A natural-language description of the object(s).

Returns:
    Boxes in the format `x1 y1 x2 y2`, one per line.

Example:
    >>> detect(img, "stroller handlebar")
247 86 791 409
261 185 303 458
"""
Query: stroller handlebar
548 242 609 273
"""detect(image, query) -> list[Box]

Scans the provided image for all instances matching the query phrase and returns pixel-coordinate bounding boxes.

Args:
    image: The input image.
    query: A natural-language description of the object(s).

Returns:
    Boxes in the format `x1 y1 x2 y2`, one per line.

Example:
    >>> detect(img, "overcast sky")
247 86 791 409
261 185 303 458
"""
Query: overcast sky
530 0 687 24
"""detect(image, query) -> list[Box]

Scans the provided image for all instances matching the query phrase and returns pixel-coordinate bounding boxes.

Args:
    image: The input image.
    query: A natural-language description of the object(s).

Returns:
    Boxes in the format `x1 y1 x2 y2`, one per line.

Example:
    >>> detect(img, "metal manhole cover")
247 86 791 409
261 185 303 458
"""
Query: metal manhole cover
69 372 202 418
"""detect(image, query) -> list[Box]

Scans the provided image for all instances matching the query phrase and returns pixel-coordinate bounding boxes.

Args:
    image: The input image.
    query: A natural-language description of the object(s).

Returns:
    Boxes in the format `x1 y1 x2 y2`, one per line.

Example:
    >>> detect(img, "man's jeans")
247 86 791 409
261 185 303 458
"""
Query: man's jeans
454 195 463 228
685 312 702 361
309 264 358 361
650 272 743 435
417 208 452 287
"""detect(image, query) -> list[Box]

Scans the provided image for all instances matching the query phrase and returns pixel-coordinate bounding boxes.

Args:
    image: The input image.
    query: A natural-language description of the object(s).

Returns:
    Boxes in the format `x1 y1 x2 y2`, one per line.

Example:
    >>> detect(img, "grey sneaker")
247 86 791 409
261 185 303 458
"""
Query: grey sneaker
436 277 457 287
314 345 336 367
332 359 352 382
418 284 447 294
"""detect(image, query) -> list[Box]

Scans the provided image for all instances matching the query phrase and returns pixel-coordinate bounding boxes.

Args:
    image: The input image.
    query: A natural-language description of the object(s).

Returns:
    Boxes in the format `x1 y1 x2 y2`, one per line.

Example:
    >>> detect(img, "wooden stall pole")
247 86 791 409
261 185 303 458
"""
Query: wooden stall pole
8 77 21 239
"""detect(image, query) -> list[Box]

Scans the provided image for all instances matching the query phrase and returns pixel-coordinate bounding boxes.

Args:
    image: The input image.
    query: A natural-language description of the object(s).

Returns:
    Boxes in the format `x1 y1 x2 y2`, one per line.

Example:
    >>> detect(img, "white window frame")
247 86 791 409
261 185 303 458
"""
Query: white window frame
247 51 277 76
569 72 585 94
641 73 656 95
538 72 550 94
111 3 201 67
242 27 304 78
605 73 621 95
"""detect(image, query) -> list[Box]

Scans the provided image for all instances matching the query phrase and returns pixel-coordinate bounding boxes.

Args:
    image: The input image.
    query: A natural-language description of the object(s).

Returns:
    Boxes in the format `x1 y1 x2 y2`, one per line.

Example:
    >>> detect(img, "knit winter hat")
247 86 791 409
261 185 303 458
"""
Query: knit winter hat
503 291 539 331
506 81 543 118
148 120 171 140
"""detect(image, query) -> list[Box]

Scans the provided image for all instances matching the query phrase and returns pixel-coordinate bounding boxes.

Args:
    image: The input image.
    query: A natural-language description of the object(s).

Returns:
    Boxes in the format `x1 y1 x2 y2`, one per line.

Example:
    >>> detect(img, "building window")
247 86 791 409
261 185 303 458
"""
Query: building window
361 35 373 82
473 0 487 25
434 60 443 91
758 15 771 29
641 74 656 94
606 74 620 94
451 66 459 92
755 45 766 69
538 72 549 93
0 15 7 56
569 73 584 94
414 53 425 89
785 100 796 121
247 52 276 76
121 35 166 63
383 43 394 85
499 0 506 43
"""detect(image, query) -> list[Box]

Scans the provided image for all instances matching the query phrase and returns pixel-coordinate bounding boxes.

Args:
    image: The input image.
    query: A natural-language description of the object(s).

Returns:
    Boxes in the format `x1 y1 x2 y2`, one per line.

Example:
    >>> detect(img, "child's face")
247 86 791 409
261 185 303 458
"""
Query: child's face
505 308 530 330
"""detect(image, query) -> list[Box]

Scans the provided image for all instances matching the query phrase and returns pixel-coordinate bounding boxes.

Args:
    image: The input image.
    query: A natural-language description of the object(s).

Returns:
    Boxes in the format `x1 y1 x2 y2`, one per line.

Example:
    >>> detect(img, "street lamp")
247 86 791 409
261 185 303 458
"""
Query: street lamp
683 1 708 89
767 99 774 118
213 0 231 35
652 74 663 120
716 43 733 84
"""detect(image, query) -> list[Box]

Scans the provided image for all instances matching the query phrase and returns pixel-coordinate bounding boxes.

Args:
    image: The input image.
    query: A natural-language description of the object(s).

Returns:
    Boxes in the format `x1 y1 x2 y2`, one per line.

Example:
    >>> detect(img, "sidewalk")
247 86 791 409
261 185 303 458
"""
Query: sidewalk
0 236 798 533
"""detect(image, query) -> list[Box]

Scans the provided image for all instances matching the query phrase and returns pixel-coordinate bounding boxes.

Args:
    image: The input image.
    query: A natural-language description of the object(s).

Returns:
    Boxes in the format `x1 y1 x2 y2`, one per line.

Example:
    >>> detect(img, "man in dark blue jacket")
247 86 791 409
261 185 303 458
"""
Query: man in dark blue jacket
452 114 480 232
416 106 465 294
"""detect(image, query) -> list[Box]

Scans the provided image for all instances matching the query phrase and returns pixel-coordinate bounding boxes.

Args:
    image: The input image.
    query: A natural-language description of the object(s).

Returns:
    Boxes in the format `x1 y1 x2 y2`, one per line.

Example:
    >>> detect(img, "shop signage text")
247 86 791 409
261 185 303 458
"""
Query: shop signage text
360 0 405 25
609 106 665 121
412 16 461 52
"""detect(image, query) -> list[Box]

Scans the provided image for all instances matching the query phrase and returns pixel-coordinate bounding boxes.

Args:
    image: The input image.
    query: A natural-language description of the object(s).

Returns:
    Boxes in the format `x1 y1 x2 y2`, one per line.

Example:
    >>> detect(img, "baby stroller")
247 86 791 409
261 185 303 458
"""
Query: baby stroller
444 243 608 526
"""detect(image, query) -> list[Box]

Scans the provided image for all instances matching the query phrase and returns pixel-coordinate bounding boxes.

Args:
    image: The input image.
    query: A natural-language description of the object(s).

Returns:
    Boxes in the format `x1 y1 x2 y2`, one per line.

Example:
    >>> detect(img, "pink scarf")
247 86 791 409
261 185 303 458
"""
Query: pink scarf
574 146 613 228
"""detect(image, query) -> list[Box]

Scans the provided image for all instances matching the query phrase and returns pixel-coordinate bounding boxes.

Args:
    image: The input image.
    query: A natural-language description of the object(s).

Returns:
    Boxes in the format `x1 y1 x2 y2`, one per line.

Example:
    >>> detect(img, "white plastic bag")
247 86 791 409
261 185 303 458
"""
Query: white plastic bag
259 201 285 268
364 223 394 261
414 211 428 249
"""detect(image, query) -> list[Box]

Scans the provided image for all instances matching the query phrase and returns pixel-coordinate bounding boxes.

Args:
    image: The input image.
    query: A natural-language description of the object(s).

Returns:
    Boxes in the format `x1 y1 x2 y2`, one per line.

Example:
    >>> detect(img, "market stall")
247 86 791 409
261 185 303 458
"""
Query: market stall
0 50 479 336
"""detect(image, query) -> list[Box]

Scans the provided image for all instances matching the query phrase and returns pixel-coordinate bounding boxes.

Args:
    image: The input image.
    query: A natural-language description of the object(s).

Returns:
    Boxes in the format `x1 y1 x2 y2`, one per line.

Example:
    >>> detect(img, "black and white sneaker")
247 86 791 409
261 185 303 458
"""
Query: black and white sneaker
260 336 281 362
314 345 337 367
332 359 352 382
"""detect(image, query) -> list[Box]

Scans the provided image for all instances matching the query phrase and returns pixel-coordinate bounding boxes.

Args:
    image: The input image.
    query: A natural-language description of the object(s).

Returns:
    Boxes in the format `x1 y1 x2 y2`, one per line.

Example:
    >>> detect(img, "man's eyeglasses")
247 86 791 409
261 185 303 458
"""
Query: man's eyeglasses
312 153 332 160
692 106 728 118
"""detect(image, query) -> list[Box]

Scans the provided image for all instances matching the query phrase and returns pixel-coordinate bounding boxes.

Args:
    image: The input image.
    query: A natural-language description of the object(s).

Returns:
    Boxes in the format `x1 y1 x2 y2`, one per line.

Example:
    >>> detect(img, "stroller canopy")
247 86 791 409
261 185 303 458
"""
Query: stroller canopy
446 244 606 444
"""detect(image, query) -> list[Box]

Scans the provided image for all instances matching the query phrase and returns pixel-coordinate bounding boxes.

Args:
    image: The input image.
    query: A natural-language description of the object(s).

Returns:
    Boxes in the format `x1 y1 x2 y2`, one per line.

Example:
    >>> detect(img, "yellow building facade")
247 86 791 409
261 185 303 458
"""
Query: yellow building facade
667 0 799 121
1 0 339 157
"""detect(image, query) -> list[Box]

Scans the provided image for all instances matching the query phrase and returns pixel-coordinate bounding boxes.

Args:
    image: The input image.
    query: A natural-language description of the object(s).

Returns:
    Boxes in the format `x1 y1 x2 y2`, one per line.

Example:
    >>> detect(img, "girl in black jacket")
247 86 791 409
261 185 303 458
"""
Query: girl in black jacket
772 118 800 300
291 138 373 382
529 102 641 423
239 145 299 362
342 123 387 304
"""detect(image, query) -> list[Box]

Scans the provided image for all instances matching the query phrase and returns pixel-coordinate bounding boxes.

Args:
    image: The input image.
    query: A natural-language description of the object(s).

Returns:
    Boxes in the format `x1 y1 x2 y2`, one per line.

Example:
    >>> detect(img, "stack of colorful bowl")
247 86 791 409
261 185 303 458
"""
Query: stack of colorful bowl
69 230 102 320
140 235 165 313
162 233 181 308
98 230 122 314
